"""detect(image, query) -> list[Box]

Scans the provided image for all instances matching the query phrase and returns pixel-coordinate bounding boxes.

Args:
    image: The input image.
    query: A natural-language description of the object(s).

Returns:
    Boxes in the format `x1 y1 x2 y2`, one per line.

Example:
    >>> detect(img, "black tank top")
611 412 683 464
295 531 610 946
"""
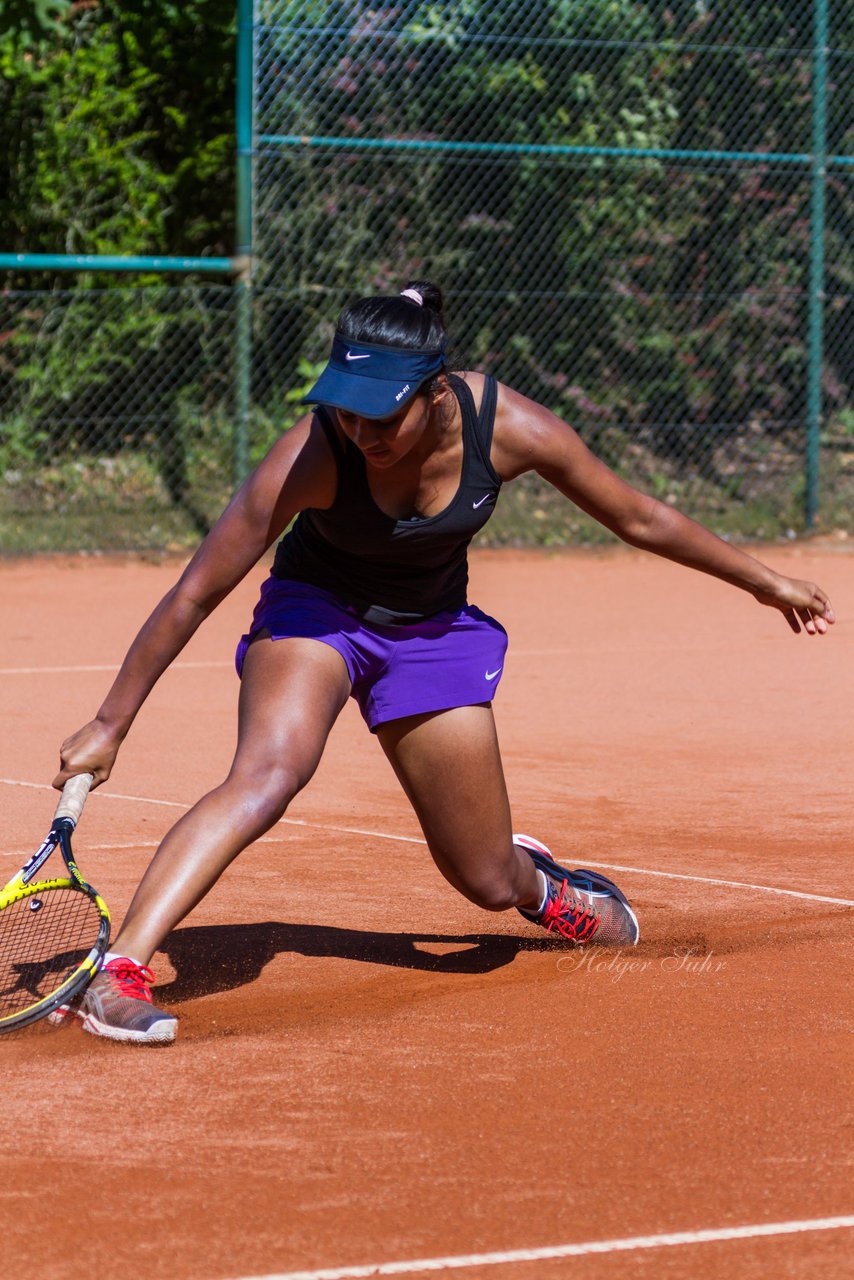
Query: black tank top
272 374 501 625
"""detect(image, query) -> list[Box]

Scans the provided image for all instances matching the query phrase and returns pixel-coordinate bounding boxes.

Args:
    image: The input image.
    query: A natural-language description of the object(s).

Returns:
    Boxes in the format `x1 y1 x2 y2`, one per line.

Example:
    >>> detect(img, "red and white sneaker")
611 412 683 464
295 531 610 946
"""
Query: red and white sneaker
49 957 177 1044
514 833 640 946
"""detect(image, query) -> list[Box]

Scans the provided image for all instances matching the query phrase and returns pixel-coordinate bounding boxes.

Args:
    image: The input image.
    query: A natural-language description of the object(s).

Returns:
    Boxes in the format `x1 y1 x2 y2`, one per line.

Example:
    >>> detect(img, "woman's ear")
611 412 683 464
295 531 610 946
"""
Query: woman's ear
429 374 452 409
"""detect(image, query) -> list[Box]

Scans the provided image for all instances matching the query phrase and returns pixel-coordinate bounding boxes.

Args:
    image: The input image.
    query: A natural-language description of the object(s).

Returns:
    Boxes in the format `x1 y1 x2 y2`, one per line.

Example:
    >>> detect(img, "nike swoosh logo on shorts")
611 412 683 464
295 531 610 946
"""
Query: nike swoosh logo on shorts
485 667 502 681
345 352 370 361
472 494 492 509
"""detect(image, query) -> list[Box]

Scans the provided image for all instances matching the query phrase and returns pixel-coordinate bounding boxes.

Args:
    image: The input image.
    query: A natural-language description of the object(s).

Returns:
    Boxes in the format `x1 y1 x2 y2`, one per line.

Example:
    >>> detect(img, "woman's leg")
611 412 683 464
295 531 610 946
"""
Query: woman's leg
377 704 640 947
112 635 352 964
375 704 541 911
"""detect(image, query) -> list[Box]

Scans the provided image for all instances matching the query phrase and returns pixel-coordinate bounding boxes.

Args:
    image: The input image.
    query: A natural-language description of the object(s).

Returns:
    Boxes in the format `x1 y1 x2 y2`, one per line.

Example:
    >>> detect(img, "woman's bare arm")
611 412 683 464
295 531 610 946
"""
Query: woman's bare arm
55 414 336 785
491 382 835 636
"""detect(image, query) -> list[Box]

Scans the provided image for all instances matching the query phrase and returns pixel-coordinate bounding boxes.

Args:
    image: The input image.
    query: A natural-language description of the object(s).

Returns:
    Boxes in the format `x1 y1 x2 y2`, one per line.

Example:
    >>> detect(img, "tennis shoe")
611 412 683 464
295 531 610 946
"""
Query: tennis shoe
514 833 640 947
49 957 177 1044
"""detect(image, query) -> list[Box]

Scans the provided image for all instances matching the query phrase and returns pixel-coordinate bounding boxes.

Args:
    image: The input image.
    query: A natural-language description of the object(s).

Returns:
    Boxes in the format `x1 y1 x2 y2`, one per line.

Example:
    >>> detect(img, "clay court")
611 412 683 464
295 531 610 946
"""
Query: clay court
1 544 852 1280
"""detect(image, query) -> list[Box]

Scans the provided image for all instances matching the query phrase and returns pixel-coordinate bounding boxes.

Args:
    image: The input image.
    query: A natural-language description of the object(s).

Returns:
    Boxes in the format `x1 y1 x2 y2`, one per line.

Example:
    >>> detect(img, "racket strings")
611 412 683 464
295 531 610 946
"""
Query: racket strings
0 887 103 1015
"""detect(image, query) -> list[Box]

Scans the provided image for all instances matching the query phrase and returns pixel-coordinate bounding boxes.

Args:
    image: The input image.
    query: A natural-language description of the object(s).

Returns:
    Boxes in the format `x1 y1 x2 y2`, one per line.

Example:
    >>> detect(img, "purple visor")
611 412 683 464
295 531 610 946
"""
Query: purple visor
302 332 446 419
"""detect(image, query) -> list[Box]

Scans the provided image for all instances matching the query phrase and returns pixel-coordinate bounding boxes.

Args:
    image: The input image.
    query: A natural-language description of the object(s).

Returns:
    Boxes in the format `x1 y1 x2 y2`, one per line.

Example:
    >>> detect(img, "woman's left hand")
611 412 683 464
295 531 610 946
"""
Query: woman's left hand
752 575 835 634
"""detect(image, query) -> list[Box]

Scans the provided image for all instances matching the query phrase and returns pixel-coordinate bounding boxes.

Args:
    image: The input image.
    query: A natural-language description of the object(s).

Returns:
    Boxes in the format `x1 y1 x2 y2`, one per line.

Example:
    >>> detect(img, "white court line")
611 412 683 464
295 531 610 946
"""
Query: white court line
0 654 566 676
230 1215 854 1280
576 861 854 909
0 661 231 675
0 656 569 676
0 837 285 860
1 776 852 907
0 651 586 677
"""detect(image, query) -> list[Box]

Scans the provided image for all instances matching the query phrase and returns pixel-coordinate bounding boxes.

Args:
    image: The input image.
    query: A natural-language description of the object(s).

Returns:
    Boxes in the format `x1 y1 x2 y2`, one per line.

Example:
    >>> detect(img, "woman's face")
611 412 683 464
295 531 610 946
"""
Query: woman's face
335 381 449 468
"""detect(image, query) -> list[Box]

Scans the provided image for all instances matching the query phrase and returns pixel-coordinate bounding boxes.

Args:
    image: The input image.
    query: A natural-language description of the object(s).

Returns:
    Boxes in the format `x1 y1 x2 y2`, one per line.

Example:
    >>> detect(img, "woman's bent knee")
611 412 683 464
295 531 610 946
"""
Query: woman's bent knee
460 875 522 913
224 765 306 832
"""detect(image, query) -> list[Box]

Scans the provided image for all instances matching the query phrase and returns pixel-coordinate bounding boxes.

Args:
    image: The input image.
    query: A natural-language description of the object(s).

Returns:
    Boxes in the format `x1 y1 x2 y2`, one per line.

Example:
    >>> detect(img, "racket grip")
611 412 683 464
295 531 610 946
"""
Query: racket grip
54 773 94 827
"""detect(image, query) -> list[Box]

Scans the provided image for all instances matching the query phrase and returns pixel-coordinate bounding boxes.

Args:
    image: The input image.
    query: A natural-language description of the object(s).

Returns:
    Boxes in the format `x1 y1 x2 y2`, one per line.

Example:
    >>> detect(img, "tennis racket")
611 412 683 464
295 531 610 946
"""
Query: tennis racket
0 774 110 1033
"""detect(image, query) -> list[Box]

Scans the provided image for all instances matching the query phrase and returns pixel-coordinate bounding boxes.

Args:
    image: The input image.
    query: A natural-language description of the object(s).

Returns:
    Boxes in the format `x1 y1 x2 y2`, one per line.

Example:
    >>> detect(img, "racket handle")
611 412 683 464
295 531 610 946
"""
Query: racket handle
54 773 94 827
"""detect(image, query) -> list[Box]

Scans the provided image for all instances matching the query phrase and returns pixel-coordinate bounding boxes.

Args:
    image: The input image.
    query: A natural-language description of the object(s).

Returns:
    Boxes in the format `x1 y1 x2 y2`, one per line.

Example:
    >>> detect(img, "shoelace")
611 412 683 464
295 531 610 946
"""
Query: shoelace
541 880 600 943
103 960 155 1003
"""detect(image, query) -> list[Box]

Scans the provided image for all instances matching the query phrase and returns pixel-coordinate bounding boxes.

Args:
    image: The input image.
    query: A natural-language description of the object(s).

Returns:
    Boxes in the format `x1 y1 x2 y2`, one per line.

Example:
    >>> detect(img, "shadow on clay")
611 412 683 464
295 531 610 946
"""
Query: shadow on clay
156 903 853 1004
157 921 563 1003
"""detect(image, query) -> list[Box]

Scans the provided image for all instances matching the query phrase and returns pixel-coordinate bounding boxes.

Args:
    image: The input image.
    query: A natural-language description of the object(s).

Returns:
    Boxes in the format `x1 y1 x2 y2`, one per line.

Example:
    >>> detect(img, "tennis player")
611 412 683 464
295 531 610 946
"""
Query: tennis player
53 282 834 1043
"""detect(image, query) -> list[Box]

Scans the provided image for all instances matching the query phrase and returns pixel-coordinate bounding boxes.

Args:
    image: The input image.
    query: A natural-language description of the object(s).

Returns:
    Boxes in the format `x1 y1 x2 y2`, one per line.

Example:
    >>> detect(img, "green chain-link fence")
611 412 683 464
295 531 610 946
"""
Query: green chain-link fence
0 284 238 550
2 2 853 551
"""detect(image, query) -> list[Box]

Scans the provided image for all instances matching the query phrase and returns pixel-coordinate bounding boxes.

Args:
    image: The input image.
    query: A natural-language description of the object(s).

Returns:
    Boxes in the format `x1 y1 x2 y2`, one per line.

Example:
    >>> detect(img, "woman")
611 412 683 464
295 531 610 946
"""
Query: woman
53 281 834 1044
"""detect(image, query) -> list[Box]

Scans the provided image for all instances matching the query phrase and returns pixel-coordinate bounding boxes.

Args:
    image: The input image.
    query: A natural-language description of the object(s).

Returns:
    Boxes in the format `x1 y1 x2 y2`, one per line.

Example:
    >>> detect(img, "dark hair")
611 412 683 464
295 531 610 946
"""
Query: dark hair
337 280 447 351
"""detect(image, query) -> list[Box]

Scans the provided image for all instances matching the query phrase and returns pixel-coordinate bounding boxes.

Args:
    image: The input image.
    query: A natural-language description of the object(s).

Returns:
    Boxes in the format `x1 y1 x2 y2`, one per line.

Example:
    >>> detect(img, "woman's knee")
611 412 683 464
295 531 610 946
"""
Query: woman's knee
466 877 523 912
225 761 308 830
443 853 524 913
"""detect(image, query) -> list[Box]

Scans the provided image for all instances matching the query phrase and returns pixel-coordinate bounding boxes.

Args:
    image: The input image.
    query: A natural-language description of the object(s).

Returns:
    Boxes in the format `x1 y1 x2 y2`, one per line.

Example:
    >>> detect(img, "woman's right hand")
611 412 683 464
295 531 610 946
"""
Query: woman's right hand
53 718 126 790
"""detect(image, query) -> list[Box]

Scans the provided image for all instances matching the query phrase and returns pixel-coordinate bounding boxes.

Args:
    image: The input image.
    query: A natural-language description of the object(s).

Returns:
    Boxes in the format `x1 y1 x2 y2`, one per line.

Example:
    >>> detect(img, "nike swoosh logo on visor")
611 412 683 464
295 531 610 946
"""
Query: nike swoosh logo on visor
345 352 370 361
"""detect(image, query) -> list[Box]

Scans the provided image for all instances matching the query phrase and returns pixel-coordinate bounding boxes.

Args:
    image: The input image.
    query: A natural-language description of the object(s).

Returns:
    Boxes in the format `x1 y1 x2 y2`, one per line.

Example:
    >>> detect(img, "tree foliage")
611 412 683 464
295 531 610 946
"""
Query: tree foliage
257 0 852 450
0 0 234 262
1 0 852 523
0 0 72 45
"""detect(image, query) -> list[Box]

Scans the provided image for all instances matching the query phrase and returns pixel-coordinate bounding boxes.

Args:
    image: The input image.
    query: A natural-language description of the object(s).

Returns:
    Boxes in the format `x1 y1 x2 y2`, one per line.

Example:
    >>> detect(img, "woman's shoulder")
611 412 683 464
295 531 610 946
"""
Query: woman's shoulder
450 370 489 408
486 380 584 481
452 371 530 414
242 410 341 516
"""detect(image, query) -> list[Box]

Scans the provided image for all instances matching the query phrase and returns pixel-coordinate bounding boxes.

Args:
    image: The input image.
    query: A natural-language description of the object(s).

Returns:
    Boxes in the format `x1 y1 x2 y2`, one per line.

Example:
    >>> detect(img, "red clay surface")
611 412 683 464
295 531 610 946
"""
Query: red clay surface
1 544 852 1280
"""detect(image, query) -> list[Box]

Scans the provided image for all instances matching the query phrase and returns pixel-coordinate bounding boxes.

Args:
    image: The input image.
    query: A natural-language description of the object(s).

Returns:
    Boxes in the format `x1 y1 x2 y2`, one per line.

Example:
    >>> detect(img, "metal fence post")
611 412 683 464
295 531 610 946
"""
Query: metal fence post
806 0 829 529
234 0 255 487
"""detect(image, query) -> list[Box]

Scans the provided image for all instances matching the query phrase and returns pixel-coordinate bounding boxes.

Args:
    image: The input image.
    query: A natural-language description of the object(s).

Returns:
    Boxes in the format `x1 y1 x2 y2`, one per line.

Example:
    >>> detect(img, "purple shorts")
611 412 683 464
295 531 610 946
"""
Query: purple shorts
235 577 508 731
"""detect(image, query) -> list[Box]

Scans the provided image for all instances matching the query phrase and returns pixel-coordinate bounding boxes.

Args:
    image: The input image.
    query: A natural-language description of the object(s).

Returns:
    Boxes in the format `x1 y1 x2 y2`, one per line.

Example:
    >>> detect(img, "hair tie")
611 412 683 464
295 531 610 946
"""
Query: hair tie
400 288 423 306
